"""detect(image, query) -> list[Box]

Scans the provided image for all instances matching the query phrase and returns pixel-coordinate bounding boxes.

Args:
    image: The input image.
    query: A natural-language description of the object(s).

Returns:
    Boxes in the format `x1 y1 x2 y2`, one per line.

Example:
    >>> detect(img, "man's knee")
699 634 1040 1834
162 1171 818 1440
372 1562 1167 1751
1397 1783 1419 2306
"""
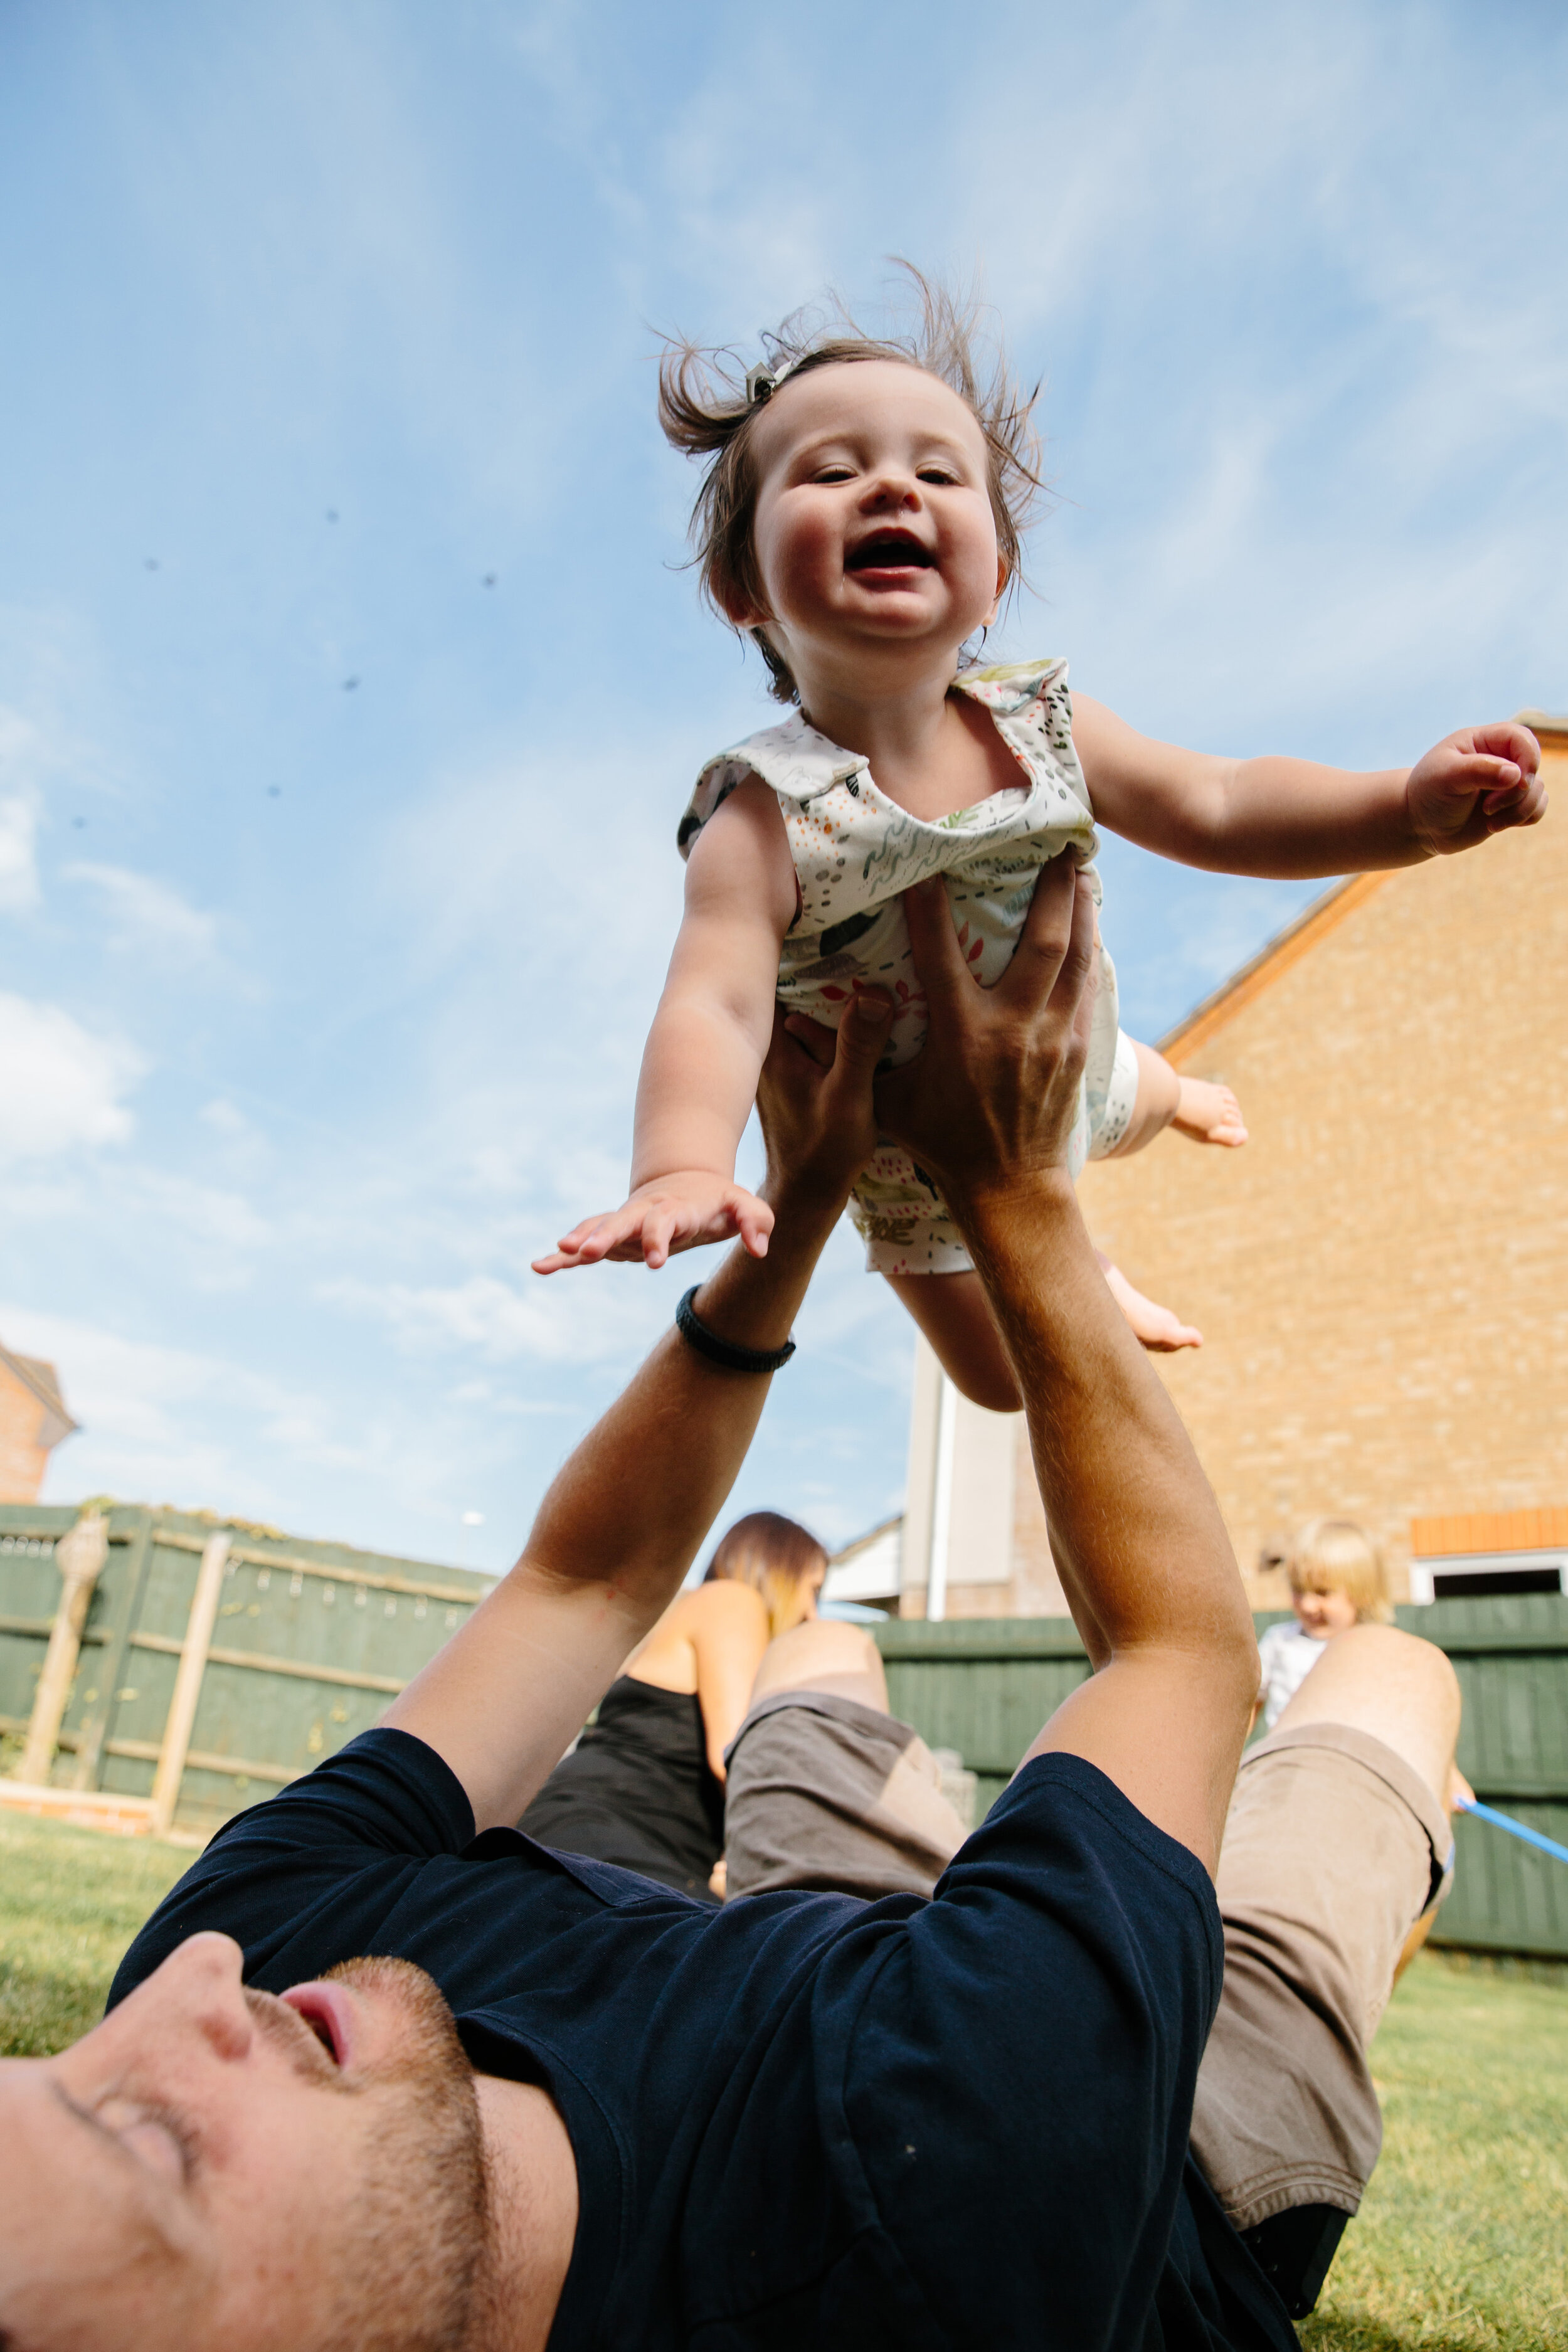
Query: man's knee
750 1621 889 1714
1273 1624 1460 1811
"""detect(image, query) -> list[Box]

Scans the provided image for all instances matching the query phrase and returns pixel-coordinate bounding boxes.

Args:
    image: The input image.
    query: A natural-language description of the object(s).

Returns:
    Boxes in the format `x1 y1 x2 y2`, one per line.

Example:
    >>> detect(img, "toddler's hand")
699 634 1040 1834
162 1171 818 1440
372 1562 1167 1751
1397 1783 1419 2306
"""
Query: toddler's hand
1171 1076 1248 1148
1406 722 1545 857
532 1175 775 1275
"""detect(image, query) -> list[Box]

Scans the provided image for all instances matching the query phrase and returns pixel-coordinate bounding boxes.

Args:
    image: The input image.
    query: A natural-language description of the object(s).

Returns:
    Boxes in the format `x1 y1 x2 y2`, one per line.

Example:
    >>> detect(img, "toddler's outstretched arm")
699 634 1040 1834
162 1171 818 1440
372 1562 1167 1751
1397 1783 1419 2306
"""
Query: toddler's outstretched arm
1074 700 1544 878
534 781 797 1275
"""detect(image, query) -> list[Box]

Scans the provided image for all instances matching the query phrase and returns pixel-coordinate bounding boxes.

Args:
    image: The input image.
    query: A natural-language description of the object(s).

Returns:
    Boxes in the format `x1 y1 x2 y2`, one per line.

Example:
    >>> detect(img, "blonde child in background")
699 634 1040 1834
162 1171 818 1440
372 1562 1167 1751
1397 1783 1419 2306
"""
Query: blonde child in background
533 273 1544 1410
1256 1519 1395 1731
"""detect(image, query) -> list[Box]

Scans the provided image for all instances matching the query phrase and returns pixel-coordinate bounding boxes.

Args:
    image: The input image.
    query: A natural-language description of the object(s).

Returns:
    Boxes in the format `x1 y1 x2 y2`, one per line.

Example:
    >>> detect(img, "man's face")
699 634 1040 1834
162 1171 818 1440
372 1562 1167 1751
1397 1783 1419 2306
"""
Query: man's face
733 359 1005 687
0 1933 489 2352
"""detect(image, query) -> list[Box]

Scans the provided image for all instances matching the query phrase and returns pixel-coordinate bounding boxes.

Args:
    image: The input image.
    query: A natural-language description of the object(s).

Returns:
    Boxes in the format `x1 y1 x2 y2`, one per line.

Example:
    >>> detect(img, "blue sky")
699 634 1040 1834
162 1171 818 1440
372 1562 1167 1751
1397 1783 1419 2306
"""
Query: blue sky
2 0 1564 1569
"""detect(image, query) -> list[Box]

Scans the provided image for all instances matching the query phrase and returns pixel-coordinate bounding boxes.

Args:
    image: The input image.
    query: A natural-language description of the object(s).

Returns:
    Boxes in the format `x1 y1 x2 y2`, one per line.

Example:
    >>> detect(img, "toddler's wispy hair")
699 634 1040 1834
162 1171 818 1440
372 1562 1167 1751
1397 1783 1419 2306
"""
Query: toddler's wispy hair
657 263 1046 703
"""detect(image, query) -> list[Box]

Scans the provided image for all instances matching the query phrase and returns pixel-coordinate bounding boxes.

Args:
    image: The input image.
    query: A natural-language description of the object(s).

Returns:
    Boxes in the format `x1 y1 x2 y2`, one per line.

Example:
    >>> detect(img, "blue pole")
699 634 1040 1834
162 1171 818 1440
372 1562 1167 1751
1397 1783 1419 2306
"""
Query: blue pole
1456 1796 1568 1869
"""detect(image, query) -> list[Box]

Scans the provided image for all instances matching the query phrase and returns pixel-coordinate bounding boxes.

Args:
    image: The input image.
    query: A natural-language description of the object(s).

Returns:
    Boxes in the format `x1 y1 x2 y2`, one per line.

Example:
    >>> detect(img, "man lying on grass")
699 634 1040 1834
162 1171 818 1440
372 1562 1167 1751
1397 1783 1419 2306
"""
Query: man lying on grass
0 860 1458 2351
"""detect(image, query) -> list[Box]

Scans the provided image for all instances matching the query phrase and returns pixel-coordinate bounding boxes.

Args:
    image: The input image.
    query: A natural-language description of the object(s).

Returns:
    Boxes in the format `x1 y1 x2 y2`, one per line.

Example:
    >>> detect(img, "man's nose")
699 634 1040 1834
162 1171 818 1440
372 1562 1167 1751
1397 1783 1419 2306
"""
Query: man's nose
114 1932 256 2062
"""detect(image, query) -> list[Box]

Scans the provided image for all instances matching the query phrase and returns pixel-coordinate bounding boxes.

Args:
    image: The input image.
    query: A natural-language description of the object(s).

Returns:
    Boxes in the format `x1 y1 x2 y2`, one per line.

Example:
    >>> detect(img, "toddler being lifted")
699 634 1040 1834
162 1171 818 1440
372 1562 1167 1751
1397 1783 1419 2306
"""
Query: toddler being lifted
534 275 1542 1407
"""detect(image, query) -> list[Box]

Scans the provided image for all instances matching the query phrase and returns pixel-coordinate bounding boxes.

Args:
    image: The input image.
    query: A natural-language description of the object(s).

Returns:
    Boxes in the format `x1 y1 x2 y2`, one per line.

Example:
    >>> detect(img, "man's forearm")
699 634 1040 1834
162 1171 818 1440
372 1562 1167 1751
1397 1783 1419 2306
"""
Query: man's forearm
958 1173 1250 1664
524 1172 840 1608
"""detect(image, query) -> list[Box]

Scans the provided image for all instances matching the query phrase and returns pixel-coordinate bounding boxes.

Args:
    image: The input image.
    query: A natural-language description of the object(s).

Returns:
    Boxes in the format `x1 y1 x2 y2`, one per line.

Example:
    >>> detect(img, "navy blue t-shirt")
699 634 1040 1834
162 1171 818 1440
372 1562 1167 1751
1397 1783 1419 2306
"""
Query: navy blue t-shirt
111 1730 1294 2351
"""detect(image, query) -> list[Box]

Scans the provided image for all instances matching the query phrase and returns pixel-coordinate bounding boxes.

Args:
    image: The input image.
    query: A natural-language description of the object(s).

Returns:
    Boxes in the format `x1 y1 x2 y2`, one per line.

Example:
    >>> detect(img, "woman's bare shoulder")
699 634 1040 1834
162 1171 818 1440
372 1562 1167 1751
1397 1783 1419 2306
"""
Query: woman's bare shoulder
687 1578 770 1632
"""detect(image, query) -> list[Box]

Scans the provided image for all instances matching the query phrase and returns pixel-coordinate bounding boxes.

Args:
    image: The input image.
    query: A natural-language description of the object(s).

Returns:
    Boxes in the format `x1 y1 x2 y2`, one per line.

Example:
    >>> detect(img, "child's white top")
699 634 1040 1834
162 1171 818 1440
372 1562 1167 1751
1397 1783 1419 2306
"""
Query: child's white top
1256 1619 1328 1731
678 660 1137 1274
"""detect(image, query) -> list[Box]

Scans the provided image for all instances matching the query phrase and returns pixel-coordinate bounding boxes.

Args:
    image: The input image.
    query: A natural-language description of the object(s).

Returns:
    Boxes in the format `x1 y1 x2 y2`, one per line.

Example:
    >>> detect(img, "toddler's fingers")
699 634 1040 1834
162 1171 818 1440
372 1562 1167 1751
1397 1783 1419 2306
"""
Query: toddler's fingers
1483 773 1548 825
575 1207 645 1265
642 1207 681 1271
552 1215 605 1254
734 1195 775 1258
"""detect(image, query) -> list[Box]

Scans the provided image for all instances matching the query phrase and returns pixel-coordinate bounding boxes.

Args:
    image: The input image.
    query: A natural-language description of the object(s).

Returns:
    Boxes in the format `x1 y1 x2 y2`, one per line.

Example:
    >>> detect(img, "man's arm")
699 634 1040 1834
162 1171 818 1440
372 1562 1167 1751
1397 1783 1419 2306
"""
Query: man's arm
386 987 896 1833
877 866 1258 1872
1073 693 1544 877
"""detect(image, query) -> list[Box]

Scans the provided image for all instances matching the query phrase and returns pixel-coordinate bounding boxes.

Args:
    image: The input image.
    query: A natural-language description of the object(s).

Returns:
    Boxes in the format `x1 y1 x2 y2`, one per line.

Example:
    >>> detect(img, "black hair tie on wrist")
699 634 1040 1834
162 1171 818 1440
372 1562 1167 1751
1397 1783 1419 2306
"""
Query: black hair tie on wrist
676 1285 797 1374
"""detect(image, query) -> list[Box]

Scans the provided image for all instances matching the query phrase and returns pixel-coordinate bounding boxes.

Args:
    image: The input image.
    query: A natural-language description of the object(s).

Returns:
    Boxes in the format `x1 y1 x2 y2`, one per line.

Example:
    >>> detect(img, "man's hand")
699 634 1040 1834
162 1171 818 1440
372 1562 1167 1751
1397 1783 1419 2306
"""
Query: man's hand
532 1174 773 1275
874 854 1096 1202
1407 722 1545 857
758 988 895 1209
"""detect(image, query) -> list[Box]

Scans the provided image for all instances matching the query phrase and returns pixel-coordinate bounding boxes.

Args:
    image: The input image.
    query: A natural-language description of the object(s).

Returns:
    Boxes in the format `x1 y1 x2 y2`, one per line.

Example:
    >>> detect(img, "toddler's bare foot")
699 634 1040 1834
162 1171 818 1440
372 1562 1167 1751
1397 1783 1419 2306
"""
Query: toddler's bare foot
1171 1076 1248 1147
1102 1260 1203 1352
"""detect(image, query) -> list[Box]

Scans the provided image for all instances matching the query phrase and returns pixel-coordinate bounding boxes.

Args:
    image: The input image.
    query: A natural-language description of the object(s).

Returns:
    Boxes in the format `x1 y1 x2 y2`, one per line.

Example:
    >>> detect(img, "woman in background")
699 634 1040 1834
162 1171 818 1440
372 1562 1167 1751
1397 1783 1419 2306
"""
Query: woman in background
518 1510 826 1899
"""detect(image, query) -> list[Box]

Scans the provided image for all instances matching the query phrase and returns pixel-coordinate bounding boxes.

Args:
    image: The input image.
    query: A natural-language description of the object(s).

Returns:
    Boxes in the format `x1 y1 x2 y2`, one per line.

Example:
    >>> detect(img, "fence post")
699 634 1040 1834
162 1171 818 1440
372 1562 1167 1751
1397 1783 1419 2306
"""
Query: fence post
149 1532 231 1836
17 1512 110 1786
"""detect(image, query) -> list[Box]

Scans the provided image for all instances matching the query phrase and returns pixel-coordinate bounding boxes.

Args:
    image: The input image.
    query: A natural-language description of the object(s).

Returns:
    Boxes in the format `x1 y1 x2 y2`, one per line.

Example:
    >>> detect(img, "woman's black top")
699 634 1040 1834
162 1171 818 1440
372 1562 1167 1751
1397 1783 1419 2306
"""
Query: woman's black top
518 1675 726 1902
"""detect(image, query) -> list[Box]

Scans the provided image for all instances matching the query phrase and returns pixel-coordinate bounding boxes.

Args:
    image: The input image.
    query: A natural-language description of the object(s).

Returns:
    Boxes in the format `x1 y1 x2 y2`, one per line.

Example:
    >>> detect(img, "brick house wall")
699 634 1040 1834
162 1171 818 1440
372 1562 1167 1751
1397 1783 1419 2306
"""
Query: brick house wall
0 1349 76 1504
1072 734 1567 1610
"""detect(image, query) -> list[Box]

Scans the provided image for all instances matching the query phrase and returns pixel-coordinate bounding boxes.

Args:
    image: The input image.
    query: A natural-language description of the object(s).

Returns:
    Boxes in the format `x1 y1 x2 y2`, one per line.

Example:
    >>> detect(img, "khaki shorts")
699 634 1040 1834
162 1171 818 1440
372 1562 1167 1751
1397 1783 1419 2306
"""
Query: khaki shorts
723 1705 1452 2233
724 1690 969 1901
1189 1721 1453 2230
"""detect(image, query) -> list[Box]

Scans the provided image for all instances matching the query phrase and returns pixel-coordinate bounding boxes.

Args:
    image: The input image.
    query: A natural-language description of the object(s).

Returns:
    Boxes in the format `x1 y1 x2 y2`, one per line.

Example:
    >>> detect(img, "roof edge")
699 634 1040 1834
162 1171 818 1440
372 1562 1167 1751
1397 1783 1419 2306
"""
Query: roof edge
1159 710 1565 1061
1158 872 1391 1063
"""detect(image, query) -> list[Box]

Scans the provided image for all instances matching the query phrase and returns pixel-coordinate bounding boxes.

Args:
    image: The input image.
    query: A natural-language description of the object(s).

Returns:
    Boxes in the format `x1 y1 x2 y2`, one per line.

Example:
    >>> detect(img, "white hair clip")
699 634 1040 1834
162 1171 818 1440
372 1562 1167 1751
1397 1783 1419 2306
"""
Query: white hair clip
745 359 796 408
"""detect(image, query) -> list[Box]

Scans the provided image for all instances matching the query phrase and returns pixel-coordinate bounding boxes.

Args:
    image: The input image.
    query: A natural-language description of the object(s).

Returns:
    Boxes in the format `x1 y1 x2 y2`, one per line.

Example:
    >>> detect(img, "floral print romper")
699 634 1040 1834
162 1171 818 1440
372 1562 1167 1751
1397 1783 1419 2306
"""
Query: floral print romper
678 659 1140 1275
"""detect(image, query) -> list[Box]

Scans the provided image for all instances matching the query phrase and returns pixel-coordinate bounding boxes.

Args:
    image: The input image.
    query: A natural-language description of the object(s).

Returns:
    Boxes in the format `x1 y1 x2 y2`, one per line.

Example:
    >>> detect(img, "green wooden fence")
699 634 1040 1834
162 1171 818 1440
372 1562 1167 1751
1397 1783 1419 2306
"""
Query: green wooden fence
0 1503 492 1836
876 1594 1568 1961
4 1502 1565 1954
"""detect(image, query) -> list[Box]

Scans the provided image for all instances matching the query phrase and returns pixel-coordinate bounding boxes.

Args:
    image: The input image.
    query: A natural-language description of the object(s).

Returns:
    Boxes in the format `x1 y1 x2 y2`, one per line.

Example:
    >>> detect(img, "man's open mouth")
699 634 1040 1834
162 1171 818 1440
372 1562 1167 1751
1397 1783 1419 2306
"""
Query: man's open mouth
845 532 936 572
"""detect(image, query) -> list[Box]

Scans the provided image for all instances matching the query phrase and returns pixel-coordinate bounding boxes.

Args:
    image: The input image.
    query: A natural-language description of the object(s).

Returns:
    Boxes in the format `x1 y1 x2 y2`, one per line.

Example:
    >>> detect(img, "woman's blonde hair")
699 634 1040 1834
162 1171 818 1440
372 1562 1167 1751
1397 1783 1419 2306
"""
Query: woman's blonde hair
704 1510 827 1639
657 262 1046 705
1290 1518 1394 1624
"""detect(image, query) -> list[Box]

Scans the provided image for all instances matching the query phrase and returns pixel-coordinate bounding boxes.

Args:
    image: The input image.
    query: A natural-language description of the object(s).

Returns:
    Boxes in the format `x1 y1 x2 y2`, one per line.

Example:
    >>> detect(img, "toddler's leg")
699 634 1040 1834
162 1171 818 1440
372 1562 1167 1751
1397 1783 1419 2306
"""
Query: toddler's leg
885 1256 1201 1398
884 1271 1020 1412
1103 1039 1248 1158
1171 1073 1248 1147
1097 1254 1203 1352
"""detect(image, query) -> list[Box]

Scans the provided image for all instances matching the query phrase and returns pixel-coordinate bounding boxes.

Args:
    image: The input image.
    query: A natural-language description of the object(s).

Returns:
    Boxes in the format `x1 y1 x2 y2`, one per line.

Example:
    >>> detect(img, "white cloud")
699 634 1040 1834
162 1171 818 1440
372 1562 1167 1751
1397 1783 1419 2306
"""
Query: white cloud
0 705 46 912
65 862 220 965
322 1266 667 1369
127 1170 271 1253
0 1298 336 1519
0 993 143 1162
0 788 40 914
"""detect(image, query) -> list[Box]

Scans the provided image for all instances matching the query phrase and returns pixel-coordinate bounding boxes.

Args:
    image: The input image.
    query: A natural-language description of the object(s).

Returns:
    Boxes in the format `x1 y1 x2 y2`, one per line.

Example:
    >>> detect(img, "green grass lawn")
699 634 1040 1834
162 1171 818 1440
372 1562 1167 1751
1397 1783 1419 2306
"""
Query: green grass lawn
0 1808 187 2056
1303 1954 1568 2352
1 1811 1564 2346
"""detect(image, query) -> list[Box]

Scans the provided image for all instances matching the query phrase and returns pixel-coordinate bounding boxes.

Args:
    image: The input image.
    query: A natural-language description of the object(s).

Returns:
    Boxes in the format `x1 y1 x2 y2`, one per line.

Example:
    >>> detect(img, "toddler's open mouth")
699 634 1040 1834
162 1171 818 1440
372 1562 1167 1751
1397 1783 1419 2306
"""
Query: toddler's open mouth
845 531 936 573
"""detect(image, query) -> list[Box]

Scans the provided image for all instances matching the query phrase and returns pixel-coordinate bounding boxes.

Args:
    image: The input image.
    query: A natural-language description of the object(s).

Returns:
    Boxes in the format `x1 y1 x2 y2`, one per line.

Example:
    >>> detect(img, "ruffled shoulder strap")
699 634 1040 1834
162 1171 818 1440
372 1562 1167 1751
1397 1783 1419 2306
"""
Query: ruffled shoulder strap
953 656 1075 770
675 660 1074 857
953 655 1066 708
677 714 867 859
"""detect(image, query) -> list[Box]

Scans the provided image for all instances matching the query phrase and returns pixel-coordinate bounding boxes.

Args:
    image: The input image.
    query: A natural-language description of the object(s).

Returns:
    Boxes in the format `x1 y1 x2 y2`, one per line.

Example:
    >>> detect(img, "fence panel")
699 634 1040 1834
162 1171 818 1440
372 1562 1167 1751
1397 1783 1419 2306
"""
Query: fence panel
6 1506 1565 1950
1410 1592 1568 1957
876 1597 1568 1958
877 1619 1093 1818
0 1505 494 1835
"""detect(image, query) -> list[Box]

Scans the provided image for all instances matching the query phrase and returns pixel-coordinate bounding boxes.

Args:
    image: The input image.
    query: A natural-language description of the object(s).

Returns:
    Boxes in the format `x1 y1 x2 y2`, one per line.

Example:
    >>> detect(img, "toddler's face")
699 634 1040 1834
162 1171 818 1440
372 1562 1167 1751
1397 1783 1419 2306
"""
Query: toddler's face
1291 1583 1359 1638
731 361 1003 687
